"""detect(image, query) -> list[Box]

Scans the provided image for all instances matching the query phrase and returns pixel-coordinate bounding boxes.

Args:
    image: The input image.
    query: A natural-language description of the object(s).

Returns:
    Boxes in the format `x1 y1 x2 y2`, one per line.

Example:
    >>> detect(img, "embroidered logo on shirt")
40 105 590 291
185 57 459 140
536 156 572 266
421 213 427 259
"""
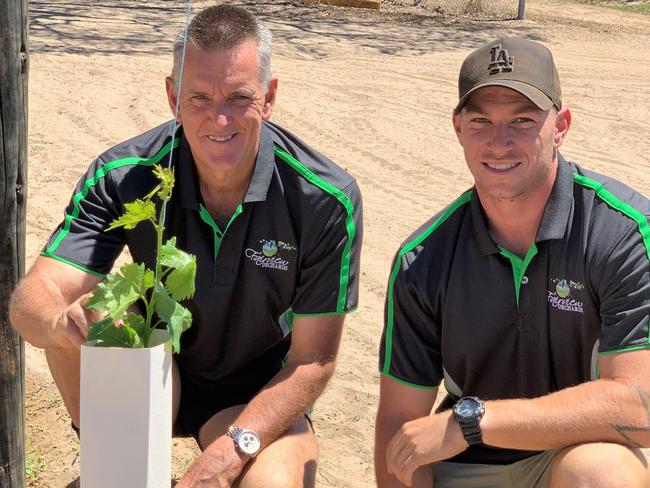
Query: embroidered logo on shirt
245 239 296 272
547 278 584 313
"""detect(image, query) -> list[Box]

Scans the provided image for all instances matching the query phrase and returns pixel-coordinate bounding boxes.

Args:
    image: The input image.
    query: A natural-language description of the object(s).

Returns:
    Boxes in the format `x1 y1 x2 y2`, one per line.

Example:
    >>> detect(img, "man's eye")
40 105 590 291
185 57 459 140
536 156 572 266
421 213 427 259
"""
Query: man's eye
230 95 251 105
470 117 490 124
512 117 536 127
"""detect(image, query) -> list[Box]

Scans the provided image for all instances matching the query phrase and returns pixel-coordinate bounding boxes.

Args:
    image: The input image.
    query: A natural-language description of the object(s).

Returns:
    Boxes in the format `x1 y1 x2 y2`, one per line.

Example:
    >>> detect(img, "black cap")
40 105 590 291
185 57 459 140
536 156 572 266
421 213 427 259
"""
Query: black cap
454 37 562 114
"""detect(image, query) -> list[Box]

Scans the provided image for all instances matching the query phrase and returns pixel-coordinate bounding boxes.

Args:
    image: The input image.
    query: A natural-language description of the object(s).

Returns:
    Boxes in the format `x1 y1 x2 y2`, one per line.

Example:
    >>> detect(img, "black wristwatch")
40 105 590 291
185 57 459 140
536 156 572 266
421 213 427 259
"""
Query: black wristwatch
452 396 485 446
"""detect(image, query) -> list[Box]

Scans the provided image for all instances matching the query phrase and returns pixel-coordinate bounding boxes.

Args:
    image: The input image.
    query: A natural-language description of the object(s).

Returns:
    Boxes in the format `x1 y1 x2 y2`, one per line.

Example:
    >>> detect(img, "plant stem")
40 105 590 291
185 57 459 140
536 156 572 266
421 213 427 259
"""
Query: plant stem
144 216 165 347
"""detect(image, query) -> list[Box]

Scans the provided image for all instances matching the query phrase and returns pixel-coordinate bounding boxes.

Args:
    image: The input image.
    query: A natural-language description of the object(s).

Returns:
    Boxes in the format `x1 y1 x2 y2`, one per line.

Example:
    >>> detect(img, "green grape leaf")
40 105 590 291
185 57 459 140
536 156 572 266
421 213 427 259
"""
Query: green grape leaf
153 285 192 353
86 317 142 348
161 237 197 301
106 199 156 231
122 313 148 340
86 263 154 321
153 165 175 201
86 317 115 343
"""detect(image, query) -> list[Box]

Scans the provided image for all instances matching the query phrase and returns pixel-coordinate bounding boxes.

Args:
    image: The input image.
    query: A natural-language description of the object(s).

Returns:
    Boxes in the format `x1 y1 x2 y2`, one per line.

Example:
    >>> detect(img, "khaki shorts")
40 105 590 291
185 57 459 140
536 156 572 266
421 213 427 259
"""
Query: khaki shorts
431 450 556 488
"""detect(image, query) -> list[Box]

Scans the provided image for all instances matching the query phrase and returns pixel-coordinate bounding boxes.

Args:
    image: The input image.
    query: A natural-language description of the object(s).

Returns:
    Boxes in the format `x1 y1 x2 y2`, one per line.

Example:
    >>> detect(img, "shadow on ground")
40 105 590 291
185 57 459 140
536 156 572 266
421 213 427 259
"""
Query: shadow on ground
29 0 545 58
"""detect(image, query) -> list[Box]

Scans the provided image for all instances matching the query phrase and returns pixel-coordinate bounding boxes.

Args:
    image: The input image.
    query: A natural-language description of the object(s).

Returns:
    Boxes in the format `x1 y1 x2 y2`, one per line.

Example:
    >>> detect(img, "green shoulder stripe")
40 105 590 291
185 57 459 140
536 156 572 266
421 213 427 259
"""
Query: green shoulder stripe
273 145 356 313
46 138 180 255
574 172 650 349
573 173 650 262
382 190 473 374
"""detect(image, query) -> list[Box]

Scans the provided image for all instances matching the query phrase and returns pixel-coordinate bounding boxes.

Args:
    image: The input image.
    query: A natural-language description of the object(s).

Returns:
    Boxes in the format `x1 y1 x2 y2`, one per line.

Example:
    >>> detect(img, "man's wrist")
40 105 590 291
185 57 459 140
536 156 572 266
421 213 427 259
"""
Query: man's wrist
47 314 67 348
206 435 249 470
452 396 485 446
445 410 470 451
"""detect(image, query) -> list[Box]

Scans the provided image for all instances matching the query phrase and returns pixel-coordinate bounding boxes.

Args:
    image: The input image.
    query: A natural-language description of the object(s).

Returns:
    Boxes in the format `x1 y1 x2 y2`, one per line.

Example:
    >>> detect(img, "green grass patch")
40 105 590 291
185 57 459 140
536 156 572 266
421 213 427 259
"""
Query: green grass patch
25 444 47 485
608 2 650 13
571 0 650 14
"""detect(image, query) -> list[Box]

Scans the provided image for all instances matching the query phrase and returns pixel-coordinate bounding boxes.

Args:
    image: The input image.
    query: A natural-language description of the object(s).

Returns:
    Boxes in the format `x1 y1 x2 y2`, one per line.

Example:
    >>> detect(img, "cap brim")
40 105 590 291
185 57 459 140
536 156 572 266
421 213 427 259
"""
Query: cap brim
454 80 554 114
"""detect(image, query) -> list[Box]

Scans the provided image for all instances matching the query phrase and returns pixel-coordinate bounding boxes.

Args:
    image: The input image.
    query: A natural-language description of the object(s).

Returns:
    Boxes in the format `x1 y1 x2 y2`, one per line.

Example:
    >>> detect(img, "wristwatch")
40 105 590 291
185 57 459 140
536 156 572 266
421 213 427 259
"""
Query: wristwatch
452 396 485 446
226 426 262 457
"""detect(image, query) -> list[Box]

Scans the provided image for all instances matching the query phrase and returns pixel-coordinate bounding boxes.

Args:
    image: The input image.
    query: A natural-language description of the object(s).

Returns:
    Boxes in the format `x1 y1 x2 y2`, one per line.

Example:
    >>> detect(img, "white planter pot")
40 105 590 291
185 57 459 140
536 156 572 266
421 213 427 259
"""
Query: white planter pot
80 329 172 488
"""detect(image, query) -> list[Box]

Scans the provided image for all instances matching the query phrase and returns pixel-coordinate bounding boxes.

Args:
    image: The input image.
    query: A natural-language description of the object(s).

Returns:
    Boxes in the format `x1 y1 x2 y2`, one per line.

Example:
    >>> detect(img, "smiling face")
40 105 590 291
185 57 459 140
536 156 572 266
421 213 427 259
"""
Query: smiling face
165 40 277 181
452 86 570 204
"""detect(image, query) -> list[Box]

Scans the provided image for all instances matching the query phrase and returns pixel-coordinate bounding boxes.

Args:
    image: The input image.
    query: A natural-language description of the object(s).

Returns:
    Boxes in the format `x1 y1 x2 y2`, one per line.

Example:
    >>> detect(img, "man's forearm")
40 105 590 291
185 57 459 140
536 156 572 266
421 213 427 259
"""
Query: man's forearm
228 358 337 448
482 379 650 450
375 413 432 488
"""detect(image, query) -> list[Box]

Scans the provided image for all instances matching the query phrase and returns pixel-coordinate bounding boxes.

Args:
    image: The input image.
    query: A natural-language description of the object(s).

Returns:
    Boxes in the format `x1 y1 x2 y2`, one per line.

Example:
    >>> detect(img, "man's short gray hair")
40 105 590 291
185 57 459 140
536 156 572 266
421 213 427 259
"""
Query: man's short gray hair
171 5 272 89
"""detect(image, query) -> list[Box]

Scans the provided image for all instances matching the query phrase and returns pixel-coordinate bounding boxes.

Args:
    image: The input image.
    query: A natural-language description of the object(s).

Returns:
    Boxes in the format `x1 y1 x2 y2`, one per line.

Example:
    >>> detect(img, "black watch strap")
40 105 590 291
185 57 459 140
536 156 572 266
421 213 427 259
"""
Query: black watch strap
459 420 483 445
453 396 485 446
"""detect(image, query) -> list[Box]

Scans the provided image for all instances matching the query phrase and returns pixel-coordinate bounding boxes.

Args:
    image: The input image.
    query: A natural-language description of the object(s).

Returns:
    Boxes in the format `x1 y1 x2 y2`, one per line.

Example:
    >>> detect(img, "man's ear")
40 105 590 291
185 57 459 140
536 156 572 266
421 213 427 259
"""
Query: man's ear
452 112 464 145
165 76 181 122
262 78 279 121
553 107 571 149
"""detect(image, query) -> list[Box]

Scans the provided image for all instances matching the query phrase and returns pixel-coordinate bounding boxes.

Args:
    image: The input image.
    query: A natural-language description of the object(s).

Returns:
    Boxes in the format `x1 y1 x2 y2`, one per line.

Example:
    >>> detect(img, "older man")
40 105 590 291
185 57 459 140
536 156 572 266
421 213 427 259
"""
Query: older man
376 37 649 488
10 5 362 487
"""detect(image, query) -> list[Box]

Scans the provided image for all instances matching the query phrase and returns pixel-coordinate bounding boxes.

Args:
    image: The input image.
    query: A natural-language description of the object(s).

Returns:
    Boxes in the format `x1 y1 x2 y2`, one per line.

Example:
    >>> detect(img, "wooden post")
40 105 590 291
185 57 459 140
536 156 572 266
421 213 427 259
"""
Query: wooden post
517 0 526 19
0 0 29 486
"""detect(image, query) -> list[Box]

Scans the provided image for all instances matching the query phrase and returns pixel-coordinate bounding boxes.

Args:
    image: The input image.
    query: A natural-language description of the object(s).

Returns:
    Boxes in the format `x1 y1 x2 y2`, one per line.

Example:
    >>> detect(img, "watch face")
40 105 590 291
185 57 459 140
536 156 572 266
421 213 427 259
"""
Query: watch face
457 403 477 417
455 398 481 419
238 430 261 455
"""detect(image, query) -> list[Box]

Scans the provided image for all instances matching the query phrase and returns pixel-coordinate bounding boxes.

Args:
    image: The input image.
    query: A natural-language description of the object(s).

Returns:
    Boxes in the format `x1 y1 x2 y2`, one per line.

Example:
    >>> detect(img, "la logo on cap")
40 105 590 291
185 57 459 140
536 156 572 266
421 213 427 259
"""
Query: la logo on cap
488 44 513 74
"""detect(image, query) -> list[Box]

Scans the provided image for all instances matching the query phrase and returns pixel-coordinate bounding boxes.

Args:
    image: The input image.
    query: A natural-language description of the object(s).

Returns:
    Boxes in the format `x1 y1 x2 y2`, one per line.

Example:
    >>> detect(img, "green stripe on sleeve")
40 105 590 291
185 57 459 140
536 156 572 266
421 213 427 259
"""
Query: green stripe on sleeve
274 145 357 313
40 251 106 278
599 344 650 356
46 138 180 255
292 308 358 317
379 372 437 390
382 191 473 374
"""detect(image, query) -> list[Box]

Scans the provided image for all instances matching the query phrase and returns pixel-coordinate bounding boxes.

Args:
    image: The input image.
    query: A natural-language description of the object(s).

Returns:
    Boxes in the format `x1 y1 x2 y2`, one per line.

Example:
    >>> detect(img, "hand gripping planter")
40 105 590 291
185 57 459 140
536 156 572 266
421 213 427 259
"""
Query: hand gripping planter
80 329 173 488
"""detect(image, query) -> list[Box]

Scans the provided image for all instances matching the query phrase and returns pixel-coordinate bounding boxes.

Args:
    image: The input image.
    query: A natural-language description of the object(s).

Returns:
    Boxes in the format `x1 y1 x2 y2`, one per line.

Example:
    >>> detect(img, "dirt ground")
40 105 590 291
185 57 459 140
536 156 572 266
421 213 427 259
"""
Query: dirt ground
20 0 650 486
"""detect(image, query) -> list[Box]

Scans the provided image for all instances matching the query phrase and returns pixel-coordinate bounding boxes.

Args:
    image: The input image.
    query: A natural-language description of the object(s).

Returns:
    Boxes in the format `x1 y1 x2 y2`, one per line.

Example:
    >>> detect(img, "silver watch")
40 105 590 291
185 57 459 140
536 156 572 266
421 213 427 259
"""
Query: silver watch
226 426 262 457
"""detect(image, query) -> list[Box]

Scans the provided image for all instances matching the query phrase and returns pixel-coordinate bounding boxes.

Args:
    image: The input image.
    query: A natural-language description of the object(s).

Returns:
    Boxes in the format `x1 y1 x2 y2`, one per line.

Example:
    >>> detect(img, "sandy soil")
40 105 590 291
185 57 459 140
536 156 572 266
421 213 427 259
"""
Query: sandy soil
20 0 650 486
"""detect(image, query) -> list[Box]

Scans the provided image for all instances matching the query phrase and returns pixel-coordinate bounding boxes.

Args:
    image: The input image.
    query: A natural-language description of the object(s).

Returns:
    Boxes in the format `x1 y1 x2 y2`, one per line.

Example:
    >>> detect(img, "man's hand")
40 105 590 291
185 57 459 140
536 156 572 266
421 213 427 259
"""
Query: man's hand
176 435 248 488
49 291 104 349
386 411 467 486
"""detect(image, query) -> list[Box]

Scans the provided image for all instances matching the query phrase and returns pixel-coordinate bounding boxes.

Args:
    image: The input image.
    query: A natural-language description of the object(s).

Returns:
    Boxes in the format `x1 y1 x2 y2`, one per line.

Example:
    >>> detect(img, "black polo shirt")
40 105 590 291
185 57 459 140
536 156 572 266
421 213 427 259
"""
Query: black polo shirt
379 156 650 464
43 120 362 384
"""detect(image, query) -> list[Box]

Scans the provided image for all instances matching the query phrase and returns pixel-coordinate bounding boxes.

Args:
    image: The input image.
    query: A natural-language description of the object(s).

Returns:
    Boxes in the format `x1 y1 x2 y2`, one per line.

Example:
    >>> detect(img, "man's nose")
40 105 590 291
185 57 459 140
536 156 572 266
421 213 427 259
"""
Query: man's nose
210 101 231 126
488 124 513 155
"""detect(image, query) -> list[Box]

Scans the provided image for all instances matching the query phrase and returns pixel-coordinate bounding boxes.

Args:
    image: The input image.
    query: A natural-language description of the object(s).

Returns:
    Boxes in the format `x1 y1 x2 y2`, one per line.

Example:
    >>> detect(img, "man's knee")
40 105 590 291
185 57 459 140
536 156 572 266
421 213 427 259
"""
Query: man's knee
550 442 649 488
238 459 317 488
237 417 318 488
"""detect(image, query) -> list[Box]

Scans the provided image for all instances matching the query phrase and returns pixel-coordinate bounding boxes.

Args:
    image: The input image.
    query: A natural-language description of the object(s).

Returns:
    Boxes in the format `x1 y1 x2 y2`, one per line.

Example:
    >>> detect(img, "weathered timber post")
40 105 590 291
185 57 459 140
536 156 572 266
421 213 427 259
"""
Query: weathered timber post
0 0 29 486
517 0 526 19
